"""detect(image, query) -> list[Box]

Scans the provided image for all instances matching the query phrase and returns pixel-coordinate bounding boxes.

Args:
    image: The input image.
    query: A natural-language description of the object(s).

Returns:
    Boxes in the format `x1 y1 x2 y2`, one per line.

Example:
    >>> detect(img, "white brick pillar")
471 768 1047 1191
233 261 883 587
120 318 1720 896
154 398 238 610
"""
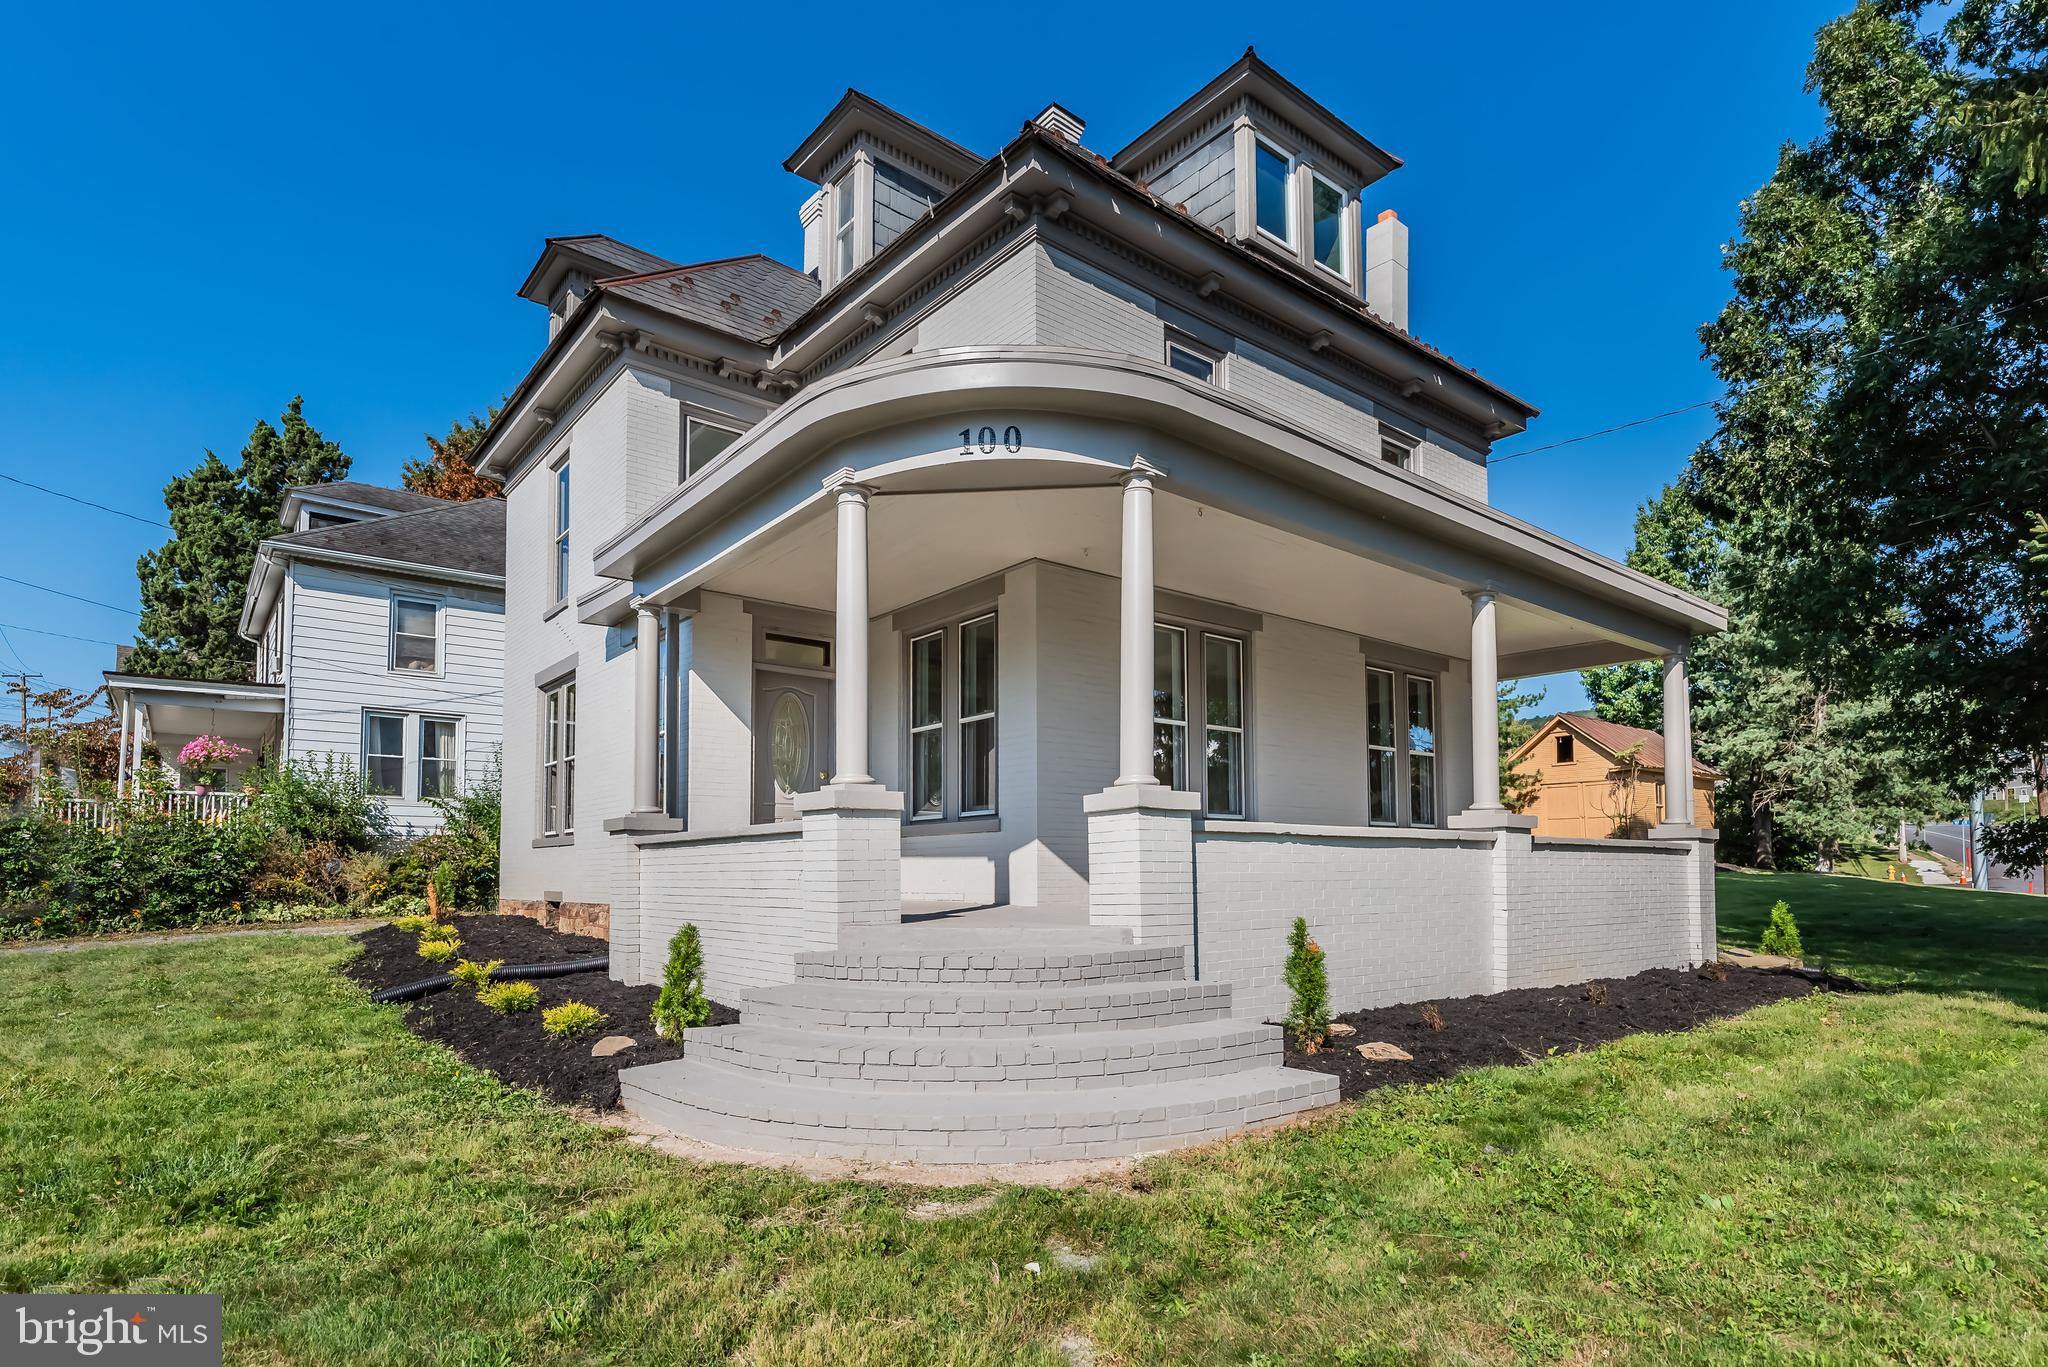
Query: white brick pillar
1084 784 1200 950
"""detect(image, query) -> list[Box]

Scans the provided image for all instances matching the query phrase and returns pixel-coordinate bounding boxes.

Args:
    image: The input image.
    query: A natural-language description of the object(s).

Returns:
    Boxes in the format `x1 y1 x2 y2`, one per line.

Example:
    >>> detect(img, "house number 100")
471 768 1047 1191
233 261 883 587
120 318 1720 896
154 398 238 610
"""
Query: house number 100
959 424 1024 454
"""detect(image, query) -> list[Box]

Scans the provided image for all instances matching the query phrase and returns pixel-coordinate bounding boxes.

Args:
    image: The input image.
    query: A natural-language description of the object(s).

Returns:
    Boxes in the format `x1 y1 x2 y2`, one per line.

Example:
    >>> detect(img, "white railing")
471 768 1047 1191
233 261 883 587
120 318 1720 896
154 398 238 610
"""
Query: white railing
45 791 251 829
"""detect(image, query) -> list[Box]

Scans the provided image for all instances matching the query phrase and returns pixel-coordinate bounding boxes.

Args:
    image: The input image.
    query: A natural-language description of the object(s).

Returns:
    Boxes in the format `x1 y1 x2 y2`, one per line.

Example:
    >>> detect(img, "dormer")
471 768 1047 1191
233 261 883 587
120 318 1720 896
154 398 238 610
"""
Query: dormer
1112 51 1404 318
518 236 681 340
784 90 983 291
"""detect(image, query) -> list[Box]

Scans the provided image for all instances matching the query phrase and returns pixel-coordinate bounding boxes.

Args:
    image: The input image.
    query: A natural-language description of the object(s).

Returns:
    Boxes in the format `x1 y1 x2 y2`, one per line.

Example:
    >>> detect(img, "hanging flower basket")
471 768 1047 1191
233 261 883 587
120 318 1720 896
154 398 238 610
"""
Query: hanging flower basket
178 735 251 794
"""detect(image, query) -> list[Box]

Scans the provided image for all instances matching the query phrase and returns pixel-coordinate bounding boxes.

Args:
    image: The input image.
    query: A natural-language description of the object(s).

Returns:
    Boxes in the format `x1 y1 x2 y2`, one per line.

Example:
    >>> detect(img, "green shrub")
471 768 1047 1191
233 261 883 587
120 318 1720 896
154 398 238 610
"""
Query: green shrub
0 810 271 936
388 914 431 935
378 895 429 921
478 980 539 1014
541 1000 606 1037
1760 900 1805 959
652 923 711 1037
418 921 461 944
245 756 391 851
341 849 396 907
1284 917 1330 1054
417 938 459 964
450 958 504 991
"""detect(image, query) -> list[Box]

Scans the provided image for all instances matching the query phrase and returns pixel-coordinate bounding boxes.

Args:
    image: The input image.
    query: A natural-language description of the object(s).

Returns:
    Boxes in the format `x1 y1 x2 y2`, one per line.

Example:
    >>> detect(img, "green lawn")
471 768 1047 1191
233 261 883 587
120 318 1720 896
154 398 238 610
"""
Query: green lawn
3 882 2046 1364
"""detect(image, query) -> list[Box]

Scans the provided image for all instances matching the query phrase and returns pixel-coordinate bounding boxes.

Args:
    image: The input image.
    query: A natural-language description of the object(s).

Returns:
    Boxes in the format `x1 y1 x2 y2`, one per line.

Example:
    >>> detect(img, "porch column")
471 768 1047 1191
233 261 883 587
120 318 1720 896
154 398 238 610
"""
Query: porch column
632 605 661 813
831 475 875 786
1661 648 1695 827
115 698 132 798
1114 459 1161 786
1466 589 1503 813
129 705 146 791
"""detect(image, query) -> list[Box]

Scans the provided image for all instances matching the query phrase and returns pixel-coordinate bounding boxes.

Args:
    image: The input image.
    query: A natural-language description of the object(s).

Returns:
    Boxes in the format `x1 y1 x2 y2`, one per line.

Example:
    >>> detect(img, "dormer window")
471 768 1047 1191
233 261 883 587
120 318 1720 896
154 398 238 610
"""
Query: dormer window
1254 141 1292 245
1311 173 1347 277
833 170 859 281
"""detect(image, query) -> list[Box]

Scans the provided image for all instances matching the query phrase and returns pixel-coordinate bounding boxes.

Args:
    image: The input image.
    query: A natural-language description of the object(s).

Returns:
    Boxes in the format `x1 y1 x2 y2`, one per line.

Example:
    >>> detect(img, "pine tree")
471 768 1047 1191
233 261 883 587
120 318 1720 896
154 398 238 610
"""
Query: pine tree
402 412 503 502
1498 681 1546 814
1283 917 1329 1054
128 398 349 680
652 923 710 1037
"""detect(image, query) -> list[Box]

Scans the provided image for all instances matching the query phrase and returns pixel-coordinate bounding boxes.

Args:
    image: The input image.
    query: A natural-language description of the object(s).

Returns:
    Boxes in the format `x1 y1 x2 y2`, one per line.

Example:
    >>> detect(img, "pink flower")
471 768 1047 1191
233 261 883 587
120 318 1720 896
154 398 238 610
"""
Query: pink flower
177 735 251 767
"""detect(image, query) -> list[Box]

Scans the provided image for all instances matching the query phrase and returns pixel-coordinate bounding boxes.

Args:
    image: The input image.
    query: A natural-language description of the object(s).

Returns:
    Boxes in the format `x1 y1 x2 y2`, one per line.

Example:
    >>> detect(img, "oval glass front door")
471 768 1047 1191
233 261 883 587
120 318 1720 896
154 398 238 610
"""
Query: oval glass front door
770 692 809 798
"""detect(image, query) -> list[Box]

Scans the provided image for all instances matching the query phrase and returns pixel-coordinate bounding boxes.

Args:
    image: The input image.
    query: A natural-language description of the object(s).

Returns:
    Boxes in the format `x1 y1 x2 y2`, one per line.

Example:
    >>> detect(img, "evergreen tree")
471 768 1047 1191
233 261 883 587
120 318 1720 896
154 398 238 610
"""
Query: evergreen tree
128 398 349 680
1498 681 1546 814
402 411 503 502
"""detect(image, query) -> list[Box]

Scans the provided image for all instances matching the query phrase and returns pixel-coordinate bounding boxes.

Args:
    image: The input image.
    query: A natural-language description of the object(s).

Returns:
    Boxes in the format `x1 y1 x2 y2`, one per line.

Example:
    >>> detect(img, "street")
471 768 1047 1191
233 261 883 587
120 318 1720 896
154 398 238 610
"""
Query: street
1916 822 2045 894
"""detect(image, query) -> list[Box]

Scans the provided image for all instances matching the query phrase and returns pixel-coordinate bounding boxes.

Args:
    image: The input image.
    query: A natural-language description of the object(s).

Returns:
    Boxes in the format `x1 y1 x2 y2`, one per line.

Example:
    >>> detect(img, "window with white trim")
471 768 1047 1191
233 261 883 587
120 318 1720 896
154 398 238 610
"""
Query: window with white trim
1366 665 1440 826
1380 425 1418 470
389 598 438 673
1166 334 1218 383
553 463 571 603
1254 140 1293 244
1154 624 1247 818
683 416 742 481
1310 172 1347 277
541 678 576 836
832 168 858 282
363 712 404 797
905 613 998 821
419 716 459 799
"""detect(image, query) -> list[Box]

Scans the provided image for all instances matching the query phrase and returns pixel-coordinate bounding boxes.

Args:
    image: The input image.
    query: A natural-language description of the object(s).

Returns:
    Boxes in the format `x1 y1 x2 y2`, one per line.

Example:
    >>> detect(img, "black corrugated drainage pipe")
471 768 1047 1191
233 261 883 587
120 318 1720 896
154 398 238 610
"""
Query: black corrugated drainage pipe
369 955 611 1004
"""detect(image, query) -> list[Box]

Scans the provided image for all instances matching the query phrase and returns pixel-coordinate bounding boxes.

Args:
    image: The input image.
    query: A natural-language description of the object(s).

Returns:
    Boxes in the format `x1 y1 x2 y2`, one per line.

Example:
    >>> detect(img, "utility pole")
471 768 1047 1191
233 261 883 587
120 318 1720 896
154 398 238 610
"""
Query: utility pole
4 671 45 794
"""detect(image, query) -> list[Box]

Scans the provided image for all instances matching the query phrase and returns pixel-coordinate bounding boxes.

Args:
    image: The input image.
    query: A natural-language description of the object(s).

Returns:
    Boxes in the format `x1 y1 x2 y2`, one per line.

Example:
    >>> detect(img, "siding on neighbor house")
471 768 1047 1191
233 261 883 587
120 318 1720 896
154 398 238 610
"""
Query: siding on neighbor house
907 241 1490 502
280 559 504 835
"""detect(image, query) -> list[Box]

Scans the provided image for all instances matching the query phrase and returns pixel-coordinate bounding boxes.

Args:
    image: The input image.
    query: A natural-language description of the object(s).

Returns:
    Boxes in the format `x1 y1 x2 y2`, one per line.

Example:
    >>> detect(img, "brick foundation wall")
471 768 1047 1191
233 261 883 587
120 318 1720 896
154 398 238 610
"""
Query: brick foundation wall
499 898 611 942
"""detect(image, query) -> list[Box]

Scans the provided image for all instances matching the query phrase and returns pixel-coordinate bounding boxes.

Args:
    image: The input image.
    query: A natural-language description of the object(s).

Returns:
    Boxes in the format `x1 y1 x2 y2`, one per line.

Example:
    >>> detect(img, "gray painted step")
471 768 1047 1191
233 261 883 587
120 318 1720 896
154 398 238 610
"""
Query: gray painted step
843 922 1130 950
620 1057 1338 1163
681 1017 1280 1091
741 978 1234 1035
794 940 1187 985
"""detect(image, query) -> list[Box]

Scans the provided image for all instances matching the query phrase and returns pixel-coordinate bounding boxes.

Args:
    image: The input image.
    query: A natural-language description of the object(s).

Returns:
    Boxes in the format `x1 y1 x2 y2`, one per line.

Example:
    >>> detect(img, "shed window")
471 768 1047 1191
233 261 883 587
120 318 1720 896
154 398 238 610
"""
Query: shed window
1555 733 1574 763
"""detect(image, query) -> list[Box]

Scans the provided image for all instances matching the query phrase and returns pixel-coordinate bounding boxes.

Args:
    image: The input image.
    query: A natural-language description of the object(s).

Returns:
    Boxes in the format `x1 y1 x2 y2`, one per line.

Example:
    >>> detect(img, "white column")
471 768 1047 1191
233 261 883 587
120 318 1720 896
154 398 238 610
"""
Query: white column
115 697 132 798
129 704 146 790
1114 460 1161 786
831 478 875 785
632 605 661 814
1662 648 1694 827
1466 589 1502 812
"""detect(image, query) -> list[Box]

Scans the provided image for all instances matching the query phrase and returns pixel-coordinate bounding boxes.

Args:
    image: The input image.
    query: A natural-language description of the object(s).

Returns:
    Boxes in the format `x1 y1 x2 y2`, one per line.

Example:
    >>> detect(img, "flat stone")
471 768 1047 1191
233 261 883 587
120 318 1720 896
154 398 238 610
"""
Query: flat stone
1355 1042 1413 1062
591 1035 639 1058
1720 948 1798 970
1326 1022 1357 1037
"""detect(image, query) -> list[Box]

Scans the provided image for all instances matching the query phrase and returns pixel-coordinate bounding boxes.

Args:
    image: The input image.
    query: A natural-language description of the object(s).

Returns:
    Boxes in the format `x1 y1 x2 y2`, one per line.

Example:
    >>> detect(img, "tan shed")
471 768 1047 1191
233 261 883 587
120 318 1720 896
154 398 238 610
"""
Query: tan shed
1508 714 1721 839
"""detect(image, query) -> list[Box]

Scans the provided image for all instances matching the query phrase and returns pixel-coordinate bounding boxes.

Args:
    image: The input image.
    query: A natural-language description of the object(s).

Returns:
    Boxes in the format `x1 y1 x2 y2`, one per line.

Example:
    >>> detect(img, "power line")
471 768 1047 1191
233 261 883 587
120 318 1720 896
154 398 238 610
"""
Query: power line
0 621 129 649
0 472 170 529
0 624 30 673
1487 399 1720 466
0 573 140 615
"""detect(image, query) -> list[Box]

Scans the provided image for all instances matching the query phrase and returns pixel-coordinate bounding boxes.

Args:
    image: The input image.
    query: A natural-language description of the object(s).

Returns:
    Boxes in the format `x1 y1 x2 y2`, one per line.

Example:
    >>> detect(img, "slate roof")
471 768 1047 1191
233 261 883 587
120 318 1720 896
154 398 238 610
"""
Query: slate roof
1535 714 1723 779
266 496 506 579
542 234 680 279
289 481 445 518
596 254 821 345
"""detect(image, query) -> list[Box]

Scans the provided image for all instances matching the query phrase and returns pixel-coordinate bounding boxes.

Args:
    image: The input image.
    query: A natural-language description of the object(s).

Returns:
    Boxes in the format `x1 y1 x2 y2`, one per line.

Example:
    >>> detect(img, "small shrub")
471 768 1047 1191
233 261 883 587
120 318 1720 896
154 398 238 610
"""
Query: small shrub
478 981 539 1014
652 923 710 1037
246 755 392 851
418 921 461 944
417 938 459 964
542 1000 606 1037
1759 900 1804 959
388 914 431 935
1283 917 1329 1054
378 895 429 921
451 958 504 991
1419 1002 1445 1032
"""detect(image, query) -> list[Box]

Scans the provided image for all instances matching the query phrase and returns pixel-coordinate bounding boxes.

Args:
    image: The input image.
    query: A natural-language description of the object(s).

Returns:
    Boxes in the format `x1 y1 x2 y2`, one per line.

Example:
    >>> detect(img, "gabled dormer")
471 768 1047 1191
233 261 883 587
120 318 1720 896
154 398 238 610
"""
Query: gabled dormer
784 90 984 291
1112 50 1410 328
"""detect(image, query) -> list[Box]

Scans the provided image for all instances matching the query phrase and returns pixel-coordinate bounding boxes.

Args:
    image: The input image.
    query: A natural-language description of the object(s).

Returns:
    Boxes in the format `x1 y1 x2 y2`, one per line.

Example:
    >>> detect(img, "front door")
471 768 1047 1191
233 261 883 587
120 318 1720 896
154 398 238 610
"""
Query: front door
754 671 832 822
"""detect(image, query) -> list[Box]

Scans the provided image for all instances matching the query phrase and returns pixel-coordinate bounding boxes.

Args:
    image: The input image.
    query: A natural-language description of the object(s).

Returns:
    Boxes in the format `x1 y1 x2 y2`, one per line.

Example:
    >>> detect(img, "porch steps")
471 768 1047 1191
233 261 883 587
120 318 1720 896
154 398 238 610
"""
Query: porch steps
619 922 1338 1163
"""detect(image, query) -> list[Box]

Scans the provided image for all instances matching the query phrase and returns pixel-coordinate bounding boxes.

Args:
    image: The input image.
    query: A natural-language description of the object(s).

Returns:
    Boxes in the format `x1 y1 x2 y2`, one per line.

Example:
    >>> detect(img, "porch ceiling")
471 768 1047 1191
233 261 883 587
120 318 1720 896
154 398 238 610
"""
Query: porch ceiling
692 487 1653 670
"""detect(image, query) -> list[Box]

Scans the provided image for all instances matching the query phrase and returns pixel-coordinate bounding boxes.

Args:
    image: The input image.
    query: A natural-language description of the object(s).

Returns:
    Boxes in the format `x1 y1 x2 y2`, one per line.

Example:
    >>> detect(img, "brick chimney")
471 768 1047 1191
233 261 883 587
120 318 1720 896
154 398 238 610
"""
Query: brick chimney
1365 209 1409 331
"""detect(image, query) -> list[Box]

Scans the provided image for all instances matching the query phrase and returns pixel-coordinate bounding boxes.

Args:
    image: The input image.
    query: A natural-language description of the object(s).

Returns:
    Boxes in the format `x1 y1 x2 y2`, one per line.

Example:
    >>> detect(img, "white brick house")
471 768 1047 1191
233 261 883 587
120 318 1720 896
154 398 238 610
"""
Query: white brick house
473 54 1724 1160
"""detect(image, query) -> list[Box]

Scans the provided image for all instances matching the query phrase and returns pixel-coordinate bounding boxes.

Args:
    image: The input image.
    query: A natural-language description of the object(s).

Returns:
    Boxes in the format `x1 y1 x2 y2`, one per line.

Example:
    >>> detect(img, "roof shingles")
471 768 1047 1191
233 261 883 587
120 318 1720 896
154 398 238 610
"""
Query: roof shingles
267 497 506 579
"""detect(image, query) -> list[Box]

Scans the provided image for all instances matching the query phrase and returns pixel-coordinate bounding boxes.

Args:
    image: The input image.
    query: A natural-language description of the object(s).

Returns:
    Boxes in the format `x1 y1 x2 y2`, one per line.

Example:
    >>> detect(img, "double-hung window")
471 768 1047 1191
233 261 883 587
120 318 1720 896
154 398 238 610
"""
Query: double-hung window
1254 140 1293 245
389 598 438 673
833 169 858 281
683 416 741 481
419 717 459 799
553 463 571 603
363 712 405 797
1153 624 1247 818
542 678 576 836
905 614 998 821
1310 172 1347 277
1366 666 1439 825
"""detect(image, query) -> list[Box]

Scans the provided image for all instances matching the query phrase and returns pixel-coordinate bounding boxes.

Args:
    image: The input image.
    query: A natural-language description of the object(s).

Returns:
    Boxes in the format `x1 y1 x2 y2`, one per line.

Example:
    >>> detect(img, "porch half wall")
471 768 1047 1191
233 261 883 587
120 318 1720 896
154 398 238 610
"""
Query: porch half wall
1185 825 1716 1022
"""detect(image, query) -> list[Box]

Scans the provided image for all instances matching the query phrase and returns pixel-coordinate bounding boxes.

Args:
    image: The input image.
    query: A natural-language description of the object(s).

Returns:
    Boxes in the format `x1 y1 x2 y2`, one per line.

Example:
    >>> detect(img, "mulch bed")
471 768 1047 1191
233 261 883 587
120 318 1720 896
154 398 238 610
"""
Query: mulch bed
1283 965 1820 1100
341 914 736 1110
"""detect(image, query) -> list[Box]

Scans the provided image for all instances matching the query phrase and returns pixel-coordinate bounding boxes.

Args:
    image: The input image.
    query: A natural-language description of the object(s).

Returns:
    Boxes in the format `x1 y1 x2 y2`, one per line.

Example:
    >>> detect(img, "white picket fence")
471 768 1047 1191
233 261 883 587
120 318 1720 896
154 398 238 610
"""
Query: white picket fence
47 791 251 829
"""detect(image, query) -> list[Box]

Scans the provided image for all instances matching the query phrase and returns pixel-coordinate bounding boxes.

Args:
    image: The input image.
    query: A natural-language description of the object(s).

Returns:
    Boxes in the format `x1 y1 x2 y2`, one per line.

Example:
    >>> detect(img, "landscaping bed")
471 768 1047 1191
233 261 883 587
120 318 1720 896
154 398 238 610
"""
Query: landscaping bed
343 914 737 1109
1285 964 1818 1099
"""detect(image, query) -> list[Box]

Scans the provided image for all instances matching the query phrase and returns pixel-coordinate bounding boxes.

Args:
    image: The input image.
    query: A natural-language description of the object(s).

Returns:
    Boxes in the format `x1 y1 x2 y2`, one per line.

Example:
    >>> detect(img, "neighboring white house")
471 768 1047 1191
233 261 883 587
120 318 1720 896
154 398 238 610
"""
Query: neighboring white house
470 53 1727 1162
105 482 506 834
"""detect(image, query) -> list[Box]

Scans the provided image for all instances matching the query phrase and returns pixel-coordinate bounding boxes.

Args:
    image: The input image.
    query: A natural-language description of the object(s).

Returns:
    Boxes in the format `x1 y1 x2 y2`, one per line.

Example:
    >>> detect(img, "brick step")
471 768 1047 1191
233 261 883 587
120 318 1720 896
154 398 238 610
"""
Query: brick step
680 1018 1279 1091
793 940 1187 985
619 1057 1339 1163
846 921 1131 950
739 978 1234 1035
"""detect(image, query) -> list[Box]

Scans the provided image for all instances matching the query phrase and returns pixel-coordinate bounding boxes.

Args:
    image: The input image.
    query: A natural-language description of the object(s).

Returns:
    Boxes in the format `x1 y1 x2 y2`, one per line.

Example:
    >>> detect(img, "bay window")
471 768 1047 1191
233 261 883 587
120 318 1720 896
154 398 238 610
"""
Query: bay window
1154 624 1247 818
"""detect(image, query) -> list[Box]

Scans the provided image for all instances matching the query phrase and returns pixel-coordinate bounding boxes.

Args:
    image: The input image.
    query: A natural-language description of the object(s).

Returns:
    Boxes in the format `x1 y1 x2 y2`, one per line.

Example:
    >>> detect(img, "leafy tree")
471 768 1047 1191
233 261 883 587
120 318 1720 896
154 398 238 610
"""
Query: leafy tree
402 411 503 502
1 687 120 805
1498 681 1546 814
129 398 349 680
1688 0 2046 816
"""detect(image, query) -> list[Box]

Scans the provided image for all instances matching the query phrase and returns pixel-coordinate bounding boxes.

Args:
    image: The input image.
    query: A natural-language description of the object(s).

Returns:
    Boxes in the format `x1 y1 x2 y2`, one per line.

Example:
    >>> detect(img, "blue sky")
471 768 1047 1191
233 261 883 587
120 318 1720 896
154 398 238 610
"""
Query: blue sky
0 1 1845 710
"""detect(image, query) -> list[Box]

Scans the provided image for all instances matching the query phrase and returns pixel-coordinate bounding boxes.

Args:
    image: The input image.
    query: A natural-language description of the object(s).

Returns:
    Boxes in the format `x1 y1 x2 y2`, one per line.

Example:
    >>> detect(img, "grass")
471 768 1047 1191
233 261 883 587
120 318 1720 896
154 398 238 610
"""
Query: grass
0 887 2043 1363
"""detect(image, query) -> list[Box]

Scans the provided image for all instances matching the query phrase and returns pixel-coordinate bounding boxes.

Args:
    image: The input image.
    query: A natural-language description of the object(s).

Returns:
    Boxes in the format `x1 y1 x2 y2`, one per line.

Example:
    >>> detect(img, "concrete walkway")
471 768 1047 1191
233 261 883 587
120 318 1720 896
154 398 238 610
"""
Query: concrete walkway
3 918 378 955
